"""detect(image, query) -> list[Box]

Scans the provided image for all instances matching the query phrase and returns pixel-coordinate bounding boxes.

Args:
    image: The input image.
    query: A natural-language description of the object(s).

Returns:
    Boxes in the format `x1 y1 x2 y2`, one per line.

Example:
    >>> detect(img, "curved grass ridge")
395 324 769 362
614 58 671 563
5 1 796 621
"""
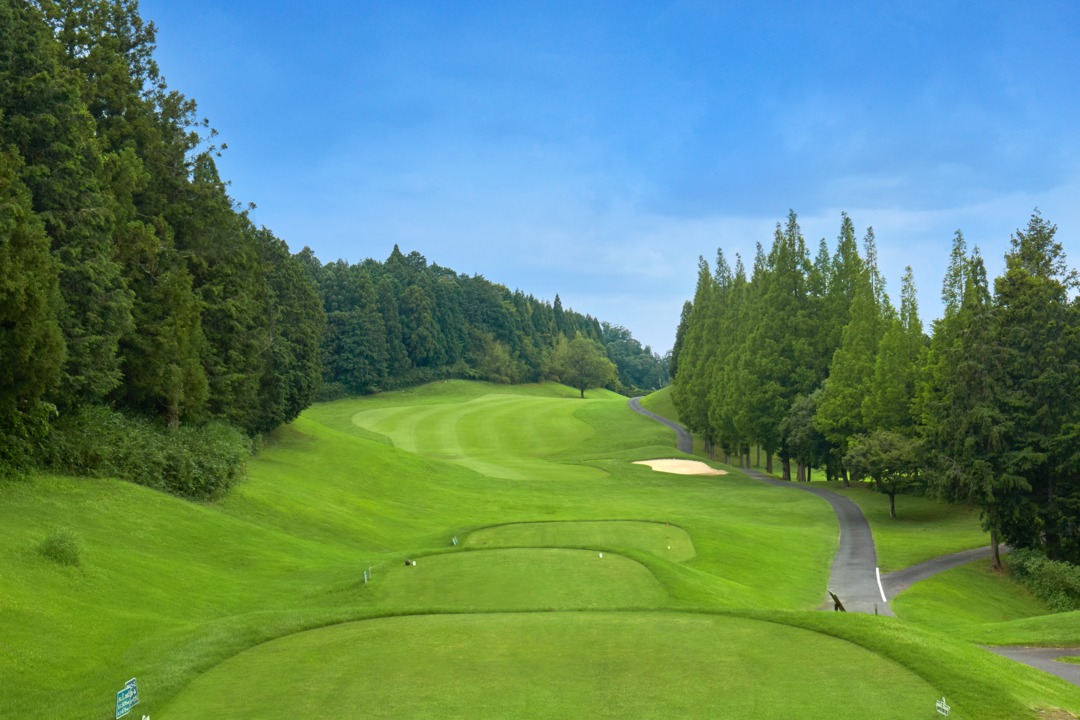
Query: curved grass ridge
162 612 944 720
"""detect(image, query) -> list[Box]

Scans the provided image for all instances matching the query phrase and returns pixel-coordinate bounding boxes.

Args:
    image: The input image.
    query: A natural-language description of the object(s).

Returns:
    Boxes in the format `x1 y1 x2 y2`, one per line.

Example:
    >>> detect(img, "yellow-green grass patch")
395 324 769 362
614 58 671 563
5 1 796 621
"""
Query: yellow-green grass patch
639 385 679 423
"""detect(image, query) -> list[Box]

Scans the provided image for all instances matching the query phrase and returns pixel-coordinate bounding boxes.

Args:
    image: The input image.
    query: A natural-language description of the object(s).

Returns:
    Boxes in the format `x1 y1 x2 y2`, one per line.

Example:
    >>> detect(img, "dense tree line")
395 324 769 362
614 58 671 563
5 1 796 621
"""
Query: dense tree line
671 210 1080 565
0 0 665 492
0 0 322 488
303 246 663 397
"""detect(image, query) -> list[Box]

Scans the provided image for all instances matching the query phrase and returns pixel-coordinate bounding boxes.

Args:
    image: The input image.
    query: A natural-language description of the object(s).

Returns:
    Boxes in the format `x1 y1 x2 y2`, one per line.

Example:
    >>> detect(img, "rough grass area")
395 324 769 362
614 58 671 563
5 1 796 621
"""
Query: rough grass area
892 559 1051 632
36 527 83 566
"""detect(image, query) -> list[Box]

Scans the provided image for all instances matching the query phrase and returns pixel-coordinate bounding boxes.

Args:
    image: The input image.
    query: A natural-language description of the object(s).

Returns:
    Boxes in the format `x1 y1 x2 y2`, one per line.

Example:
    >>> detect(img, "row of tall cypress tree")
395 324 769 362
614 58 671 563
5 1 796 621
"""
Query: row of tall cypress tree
671 210 1080 564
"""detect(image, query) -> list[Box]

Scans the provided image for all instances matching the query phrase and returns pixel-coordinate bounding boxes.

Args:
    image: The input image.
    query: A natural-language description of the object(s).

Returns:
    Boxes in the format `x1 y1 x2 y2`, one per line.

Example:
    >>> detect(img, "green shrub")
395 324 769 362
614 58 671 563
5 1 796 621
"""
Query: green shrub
44 407 250 500
1008 548 1080 612
37 528 82 566
314 382 349 402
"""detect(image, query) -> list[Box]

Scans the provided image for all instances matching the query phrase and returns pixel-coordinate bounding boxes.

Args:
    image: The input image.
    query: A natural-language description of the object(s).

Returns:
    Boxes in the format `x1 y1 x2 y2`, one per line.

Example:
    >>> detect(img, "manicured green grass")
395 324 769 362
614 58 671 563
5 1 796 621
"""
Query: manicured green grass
465 520 697 562
161 612 942 720
892 559 1051 633
3 379 1079 720
361 548 668 611
640 385 680 423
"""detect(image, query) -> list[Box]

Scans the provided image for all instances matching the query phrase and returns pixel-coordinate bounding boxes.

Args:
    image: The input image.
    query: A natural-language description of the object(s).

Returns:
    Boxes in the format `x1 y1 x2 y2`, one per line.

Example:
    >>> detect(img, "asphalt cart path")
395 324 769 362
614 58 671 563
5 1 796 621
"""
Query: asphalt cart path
738 466 891 616
627 399 1080 686
628 397 693 453
985 646 1080 687
627 398 888 615
881 545 1010 598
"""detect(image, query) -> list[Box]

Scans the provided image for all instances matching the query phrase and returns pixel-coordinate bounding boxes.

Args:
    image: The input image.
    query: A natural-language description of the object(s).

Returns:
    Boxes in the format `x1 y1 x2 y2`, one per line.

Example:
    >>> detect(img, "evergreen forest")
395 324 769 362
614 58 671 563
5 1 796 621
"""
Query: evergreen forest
671 210 1080 565
0 0 665 493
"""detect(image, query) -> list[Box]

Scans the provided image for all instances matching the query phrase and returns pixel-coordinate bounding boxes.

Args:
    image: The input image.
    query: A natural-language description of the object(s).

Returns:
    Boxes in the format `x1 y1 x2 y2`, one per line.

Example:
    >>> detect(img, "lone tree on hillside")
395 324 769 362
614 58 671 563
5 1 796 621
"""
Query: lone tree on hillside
844 430 921 518
551 334 616 398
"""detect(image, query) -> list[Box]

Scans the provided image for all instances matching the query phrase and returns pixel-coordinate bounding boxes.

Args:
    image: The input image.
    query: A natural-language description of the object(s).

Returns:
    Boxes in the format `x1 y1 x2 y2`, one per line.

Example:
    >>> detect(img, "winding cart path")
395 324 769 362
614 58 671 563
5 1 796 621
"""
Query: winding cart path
628 397 1080 687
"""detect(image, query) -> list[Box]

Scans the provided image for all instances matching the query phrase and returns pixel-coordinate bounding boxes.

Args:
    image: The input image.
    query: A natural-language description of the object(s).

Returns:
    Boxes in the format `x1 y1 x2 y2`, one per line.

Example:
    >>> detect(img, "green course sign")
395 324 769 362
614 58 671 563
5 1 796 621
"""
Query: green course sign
115 677 139 719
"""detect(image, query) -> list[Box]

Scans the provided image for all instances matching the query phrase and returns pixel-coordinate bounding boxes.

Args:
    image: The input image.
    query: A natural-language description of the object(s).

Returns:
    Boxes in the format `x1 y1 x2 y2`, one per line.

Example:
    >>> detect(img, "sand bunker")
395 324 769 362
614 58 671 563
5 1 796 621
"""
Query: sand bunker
634 459 727 476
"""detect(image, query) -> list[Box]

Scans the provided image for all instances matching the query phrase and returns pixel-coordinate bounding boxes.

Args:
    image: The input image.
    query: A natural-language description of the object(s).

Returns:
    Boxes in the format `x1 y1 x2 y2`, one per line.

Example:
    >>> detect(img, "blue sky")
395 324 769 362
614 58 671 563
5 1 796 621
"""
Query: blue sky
141 0 1080 352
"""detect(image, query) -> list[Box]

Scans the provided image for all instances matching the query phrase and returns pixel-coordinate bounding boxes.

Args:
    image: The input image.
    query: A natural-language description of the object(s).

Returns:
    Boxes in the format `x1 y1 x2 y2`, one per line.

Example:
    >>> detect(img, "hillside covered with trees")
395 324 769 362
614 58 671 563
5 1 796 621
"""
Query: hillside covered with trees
0 0 666 493
671 210 1079 565
303 246 666 399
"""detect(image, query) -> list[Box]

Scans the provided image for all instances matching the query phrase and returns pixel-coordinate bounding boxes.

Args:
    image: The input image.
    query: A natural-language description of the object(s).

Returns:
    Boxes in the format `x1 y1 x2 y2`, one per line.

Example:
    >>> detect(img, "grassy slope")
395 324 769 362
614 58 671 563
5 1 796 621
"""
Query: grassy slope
2 380 1078 719
639 385 680 423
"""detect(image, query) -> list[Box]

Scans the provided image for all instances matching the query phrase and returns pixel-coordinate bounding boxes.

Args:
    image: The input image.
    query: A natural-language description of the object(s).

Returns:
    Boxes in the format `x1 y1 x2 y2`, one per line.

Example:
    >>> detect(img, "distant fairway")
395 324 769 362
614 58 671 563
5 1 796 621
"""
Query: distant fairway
161 613 942 719
351 392 605 480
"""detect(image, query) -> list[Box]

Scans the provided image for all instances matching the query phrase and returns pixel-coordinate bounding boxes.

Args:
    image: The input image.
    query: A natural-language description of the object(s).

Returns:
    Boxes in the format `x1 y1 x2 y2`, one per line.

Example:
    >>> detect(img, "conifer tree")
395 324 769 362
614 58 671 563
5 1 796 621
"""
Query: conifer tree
920 248 1016 567
0 149 65 465
815 253 886 482
993 211 1080 561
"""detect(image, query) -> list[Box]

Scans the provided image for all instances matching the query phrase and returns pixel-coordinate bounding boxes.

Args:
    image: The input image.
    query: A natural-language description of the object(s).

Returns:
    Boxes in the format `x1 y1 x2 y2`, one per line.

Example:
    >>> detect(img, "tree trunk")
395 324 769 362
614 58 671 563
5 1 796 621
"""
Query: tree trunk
781 458 791 482
579 386 585 398
796 461 805 482
724 452 730 465
807 466 812 483
990 527 1002 571
889 491 897 519
842 466 850 488
756 445 761 467
766 453 773 474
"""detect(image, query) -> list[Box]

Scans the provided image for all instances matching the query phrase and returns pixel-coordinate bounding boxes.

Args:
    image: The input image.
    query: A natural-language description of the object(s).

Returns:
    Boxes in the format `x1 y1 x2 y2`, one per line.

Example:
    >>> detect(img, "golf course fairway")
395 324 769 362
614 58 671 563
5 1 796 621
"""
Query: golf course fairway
4 381 1080 719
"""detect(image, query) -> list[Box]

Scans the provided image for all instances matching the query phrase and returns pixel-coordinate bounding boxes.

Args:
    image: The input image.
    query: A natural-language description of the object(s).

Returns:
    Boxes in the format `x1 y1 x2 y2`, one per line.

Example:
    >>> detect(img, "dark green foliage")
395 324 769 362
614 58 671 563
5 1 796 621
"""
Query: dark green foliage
45 405 249 499
992 211 1080 562
601 322 668 395
0 0 323 491
308 247 643 396
672 207 1080 565
0 149 65 469
1008 548 1080 612
37 528 82 566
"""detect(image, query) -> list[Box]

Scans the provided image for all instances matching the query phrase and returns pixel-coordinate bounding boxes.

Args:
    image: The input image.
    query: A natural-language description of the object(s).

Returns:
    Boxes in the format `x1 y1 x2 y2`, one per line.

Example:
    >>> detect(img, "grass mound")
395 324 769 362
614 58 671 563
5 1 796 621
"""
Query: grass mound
161 612 941 719
363 548 667 611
